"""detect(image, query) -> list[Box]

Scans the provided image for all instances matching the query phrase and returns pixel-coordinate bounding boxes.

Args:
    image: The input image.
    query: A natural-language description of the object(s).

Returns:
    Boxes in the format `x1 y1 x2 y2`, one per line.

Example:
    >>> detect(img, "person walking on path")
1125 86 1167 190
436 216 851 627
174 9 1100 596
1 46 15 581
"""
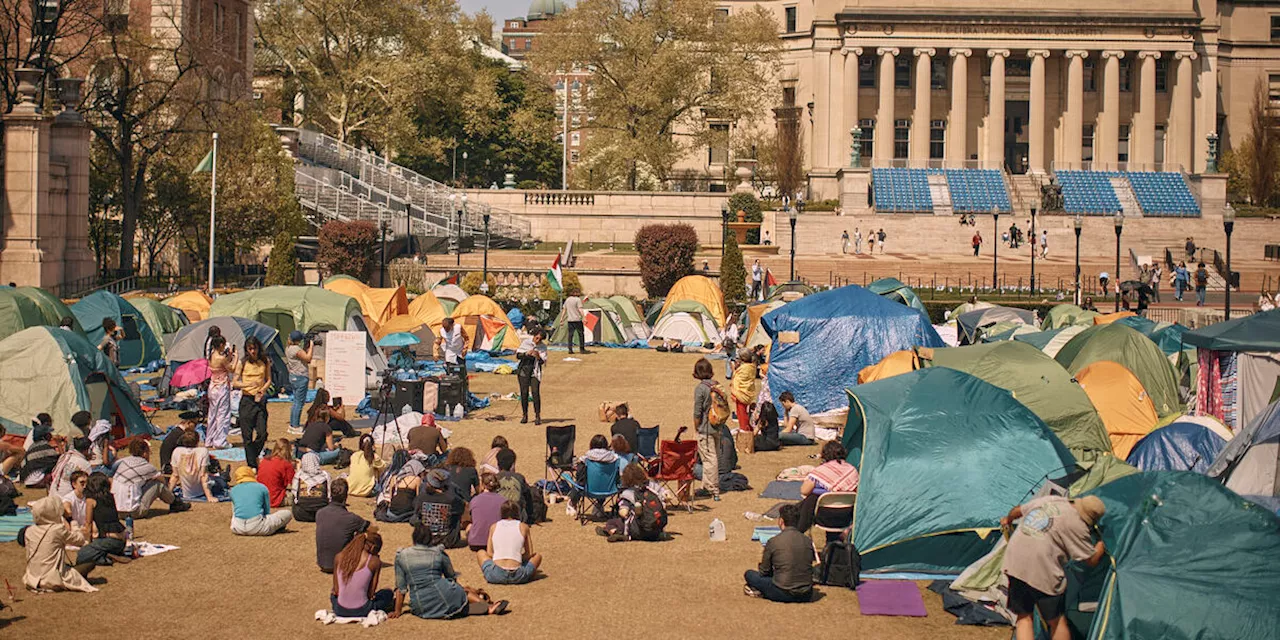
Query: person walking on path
1194 262 1209 307
286 331 314 436
841 230 849 255
854 228 862 254
877 229 886 254
1173 262 1189 302
562 293 589 355
1185 237 1197 260
750 260 763 300
1039 230 1049 259
972 231 983 257
1149 263 1163 303
692 358 723 502
516 328 547 425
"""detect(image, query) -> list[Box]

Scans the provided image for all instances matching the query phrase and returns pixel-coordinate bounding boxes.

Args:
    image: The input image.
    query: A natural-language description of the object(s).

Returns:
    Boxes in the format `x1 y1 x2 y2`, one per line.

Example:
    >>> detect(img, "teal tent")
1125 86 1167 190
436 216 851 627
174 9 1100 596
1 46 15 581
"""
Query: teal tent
1182 309 1280 352
866 277 927 314
844 368 1076 573
1115 315 1191 358
71 291 164 369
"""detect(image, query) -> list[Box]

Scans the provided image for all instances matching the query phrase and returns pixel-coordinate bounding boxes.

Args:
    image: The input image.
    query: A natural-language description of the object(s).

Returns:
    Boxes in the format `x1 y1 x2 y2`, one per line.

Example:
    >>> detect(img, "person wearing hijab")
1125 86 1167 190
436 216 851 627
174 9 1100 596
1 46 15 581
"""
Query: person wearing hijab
49 437 93 498
291 452 332 523
229 466 292 536
21 495 98 593
87 419 115 471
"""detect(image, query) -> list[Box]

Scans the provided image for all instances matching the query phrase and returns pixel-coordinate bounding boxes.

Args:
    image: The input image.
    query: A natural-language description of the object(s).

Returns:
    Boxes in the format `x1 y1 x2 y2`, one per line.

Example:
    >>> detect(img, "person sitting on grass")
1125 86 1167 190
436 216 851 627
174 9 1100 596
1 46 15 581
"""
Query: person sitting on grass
0 424 27 478
21 495 97 593
411 469 468 549
346 434 383 498
494 448 535 524
777 392 817 446
743 503 814 603
316 478 373 574
331 531 395 617
229 466 292 536
168 430 222 503
292 452 332 523
1001 495 1107 640
112 440 189 518
298 405 341 466
753 402 781 452
595 463 650 542
257 439 296 507
49 436 92 498
796 441 859 538
19 416 59 488
391 522 510 620
76 473 133 568
442 447 479 499
309 388 359 439
62 470 89 529
407 414 448 464
86 419 116 472
159 411 200 474
476 500 541 585
467 474 507 552
479 436 508 475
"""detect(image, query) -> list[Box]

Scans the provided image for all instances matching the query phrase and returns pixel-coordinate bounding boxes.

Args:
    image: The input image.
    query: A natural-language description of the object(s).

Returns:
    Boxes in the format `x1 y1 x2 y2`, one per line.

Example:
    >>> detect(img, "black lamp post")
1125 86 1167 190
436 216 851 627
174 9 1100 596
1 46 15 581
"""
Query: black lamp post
1029 203 1037 293
789 198 802 281
482 211 491 288
991 206 1000 290
1113 211 1124 312
720 202 730 262
404 202 413 258
1073 214 1083 305
1223 203 1235 317
379 220 389 287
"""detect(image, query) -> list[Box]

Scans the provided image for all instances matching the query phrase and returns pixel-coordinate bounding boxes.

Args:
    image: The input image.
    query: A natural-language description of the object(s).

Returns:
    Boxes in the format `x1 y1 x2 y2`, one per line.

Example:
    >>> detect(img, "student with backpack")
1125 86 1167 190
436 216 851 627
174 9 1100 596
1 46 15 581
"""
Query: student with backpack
743 503 815 602
692 358 726 501
595 464 666 542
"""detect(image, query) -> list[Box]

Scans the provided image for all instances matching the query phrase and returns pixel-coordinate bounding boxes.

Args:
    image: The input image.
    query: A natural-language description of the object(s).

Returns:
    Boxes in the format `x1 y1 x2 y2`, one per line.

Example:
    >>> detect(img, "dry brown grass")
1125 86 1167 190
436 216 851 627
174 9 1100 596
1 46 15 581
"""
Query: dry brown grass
0 349 1004 639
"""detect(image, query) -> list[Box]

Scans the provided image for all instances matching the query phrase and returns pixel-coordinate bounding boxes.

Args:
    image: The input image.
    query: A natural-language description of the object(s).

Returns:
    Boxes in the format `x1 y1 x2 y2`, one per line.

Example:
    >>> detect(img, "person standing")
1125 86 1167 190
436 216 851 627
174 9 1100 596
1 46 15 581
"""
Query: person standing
516 327 547 425
1194 262 1209 307
854 228 862 254
203 325 222 360
562 293 589 355
731 352 758 435
1098 271 1110 297
285 331 314 436
877 229 886 254
235 336 272 469
436 317 470 401
98 318 121 366
1039 230 1049 259
691 358 723 502
205 335 236 449
972 231 983 257
1173 261 1189 302
750 260 763 300
721 318 739 379
841 230 850 255
1149 262 1163 303
1185 237 1197 260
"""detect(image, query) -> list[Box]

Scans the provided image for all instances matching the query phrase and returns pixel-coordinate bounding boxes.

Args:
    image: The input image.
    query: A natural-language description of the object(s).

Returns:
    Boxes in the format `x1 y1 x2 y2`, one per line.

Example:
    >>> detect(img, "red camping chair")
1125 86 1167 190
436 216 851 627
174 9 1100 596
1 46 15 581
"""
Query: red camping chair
652 426 698 511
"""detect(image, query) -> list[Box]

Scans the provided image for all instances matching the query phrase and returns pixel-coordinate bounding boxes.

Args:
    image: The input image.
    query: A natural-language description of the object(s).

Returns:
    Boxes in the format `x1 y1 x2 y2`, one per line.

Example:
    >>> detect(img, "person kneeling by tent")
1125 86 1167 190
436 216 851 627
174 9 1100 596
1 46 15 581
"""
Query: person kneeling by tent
743 503 814 603
1000 495 1107 640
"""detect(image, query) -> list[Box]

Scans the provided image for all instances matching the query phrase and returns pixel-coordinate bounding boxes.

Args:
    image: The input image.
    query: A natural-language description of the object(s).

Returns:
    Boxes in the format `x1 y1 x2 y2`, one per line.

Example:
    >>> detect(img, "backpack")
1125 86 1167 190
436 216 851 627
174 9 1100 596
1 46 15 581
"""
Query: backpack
629 488 668 541
815 539 862 589
707 383 731 426
497 474 524 507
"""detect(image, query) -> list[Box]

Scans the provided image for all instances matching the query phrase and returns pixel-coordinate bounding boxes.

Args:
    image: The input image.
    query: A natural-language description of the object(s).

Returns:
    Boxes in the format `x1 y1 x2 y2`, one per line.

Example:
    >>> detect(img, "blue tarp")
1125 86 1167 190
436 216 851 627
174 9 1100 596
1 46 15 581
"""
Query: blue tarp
1126 420 1227 473
761 285 944 412
507 307 524 329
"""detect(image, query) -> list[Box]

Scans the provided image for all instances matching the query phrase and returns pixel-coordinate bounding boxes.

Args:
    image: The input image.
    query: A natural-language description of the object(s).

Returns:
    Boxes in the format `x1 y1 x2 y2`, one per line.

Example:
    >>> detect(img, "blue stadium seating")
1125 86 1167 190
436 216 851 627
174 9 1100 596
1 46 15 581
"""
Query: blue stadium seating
1124 172 1201 217
928 169 1012 213
1057 170 1122 215
871 168 933 213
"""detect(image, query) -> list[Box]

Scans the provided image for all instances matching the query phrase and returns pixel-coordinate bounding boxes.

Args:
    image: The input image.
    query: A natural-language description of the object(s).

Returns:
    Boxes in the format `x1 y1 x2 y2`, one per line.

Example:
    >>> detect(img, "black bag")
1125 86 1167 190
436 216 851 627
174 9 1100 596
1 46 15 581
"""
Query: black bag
815 539 862 589
334 448 353 470
629 488 668 541
528 484 547 524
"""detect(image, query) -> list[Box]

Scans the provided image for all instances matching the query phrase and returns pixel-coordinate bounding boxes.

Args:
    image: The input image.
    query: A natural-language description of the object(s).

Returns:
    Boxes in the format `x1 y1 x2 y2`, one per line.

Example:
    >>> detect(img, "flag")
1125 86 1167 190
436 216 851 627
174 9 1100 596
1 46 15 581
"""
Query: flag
443 273 460 285
192 150 214 174
765 269 778 288
547 252 563 293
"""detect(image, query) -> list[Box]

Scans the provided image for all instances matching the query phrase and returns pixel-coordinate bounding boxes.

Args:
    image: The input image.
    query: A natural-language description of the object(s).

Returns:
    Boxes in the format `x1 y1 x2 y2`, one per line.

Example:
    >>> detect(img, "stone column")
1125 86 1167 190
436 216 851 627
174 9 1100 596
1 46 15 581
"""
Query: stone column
948 49 972 166
1134 51 1161 167
911 48 935 166
1064 51 1088 167
813 46 831 169
1097 50 1125 166
875 47 898 164
843 47 862 166
51 78 94 285
1195 50 1218 174
1028 50 1051 174
986 49 1010 169
829 47 844 168
1172 51 1197 173
0 69 53 288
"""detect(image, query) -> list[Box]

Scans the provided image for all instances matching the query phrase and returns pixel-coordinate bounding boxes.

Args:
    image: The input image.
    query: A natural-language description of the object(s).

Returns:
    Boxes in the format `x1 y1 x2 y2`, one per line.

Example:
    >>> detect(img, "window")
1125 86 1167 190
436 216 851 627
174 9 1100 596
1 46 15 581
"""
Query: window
1119 59 1132 92
930 120 945 160
524 38 531 49
509 39 517 49
1269 74 1280 108
931 58 946 90
859 119 875 164
233 12 242 60
859 57 876 88
104 0 129 32
213 2 224 36
1154 125 1166 164
895 57 911 89
894 120 910 160
32 0 59 36
784 6 796 33
571 114 581 125
1083 59 1096 92
714 8 729 25
708 123 730 165
555 79 565 90
571 132 580 146
570 150 580 163
1082 124 1095 162
1155 59 1168 92
1007 59 1031 78
1118 124 1130 162
1272 16 1280 40
782 86 796 107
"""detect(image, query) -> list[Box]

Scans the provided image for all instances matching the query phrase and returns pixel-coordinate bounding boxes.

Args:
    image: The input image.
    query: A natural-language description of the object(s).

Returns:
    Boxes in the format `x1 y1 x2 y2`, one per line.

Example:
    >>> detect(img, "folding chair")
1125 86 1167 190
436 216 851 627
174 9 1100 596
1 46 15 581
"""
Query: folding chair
653 427 698 512
809 491 857 545
544 424 576 483
636 426 659 459
563 459 621 525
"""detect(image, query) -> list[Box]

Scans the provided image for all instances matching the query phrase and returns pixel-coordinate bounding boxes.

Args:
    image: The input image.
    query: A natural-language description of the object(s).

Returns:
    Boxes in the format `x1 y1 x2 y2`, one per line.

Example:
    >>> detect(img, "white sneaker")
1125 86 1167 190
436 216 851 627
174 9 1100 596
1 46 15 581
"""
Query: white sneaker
287 426 303 436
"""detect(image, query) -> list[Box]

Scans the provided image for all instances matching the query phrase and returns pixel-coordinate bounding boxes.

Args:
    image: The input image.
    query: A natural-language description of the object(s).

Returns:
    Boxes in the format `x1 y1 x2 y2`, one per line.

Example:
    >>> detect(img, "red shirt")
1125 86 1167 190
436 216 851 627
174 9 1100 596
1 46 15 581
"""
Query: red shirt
257 456 296 507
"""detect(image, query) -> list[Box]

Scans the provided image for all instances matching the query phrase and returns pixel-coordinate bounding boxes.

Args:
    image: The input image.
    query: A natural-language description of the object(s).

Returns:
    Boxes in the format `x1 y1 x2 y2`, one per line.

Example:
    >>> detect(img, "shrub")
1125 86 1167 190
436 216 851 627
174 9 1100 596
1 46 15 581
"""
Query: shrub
265 231 298 286
461 271 498 296
727 192 764 244
317 220 379 280
719 233 748 303
538 270 582 300
634 223 698 298
517 179 542 190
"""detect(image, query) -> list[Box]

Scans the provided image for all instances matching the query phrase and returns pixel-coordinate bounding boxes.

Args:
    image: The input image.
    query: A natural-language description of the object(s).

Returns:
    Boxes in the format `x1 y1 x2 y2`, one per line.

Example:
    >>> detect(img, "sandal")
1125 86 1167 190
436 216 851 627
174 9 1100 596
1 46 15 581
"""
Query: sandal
490 600 510 615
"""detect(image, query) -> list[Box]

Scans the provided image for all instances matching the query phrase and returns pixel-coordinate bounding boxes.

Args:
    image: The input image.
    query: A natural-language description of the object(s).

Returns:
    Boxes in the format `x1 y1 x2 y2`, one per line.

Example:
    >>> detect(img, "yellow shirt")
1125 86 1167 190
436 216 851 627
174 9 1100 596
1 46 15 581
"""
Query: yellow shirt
347 453 384 497
731 362 758 404
238 360 270 397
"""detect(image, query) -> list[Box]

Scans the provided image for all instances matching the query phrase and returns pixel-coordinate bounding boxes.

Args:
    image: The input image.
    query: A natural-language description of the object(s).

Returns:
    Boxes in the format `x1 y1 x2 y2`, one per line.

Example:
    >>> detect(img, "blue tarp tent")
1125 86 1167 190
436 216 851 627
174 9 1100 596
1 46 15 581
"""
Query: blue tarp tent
1126 417 1228 473
506 306 525 330
761 285 944 413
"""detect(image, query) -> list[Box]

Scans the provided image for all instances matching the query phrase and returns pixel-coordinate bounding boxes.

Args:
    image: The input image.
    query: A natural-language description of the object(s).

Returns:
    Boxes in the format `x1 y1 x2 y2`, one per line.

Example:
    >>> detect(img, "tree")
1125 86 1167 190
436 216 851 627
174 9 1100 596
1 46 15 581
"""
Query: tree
266 231 299 286
137 157 198 275
1240 79 1280 206
461 271 498 296
0 0 100 114
534 0 781 189
719 233 748 303
775 103 804 200
728 192 764 244
317 220 379 280
634 223 698 298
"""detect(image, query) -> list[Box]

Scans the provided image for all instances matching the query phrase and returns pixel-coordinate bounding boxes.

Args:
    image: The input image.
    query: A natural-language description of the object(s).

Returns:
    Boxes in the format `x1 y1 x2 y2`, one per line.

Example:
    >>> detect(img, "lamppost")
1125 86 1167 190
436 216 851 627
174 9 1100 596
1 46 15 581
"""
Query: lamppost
379 220 389 287
1029 203 1037 293
482 211 491 289
461 151 468 185
452 193 467 267
720 202 730 263
1113 211 1124 312
991 206 1000 290
1073 214 1083 305
789 198 802 281
1223 203 1235 318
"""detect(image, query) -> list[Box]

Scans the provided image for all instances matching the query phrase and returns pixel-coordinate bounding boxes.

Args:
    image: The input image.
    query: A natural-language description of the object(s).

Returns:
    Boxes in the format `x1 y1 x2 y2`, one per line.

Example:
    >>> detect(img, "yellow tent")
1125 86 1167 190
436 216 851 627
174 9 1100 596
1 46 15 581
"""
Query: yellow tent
743 301 784 350
857 349 923 384
375 315 436 357
451 294 519 350
658 275 727 328
407 290 447 332
163 290 213 322
322 277 409 328
1093 311 1137 325
1076 360 1159 459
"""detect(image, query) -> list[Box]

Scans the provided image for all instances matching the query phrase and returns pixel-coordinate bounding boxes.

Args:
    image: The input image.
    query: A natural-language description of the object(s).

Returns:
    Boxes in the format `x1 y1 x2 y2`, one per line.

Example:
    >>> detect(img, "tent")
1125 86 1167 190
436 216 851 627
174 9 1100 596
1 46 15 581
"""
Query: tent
1075 360 1159 459
431 284 469 314
1043 304 1100 330
1081 471 1280 640
658 275 727 328
322 275 409 329
164 317 288 391
650 299 722 346
406 290 447 332
0 288 46 342
1092 310 1136 325
127 297 189 343
979 321 1040 343
451 294 519 351
1113 315 1190 359
644 299 664 327
13 287 83 334
607 295 650 340
1054 323 1182 418
0 327 150 439
946 300 995 321
954 306 1037 345
550 298 629 345
844 368 1076 574
1208 398 1280 498
762 285 944 413
1183 309 1280 431
163 290 213 322
71 291 164 369
1126 417 1229 473
766 281 815 302
742 300 785 351
374 315 436 359
1013 325 1087 358
856 349 921 384
866 277 927 313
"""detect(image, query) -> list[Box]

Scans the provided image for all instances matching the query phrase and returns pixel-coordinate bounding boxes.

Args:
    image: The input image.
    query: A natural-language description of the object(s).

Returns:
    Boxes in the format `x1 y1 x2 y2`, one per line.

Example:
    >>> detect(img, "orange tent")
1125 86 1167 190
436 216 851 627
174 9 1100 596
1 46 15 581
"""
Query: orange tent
163 290 213 322
658 275 727 328
451 294 519 350
1075 360 1159 459
857 349 922 384
1093 311 1137 325
407 290 447 331
322 277 408 328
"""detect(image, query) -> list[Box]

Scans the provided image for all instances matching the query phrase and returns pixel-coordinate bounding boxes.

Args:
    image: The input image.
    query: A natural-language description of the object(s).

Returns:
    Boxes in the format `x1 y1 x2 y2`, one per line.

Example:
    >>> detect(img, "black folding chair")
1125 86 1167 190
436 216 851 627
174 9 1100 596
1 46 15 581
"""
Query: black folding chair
544 424 577 492
636 425 660 459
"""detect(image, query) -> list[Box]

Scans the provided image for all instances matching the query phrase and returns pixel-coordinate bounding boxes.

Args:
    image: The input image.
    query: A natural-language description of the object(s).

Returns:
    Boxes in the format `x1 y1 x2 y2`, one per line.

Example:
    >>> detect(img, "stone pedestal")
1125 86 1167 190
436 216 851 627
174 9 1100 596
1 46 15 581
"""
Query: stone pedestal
838 167 872 215
53 78 94 285
733 159 756 194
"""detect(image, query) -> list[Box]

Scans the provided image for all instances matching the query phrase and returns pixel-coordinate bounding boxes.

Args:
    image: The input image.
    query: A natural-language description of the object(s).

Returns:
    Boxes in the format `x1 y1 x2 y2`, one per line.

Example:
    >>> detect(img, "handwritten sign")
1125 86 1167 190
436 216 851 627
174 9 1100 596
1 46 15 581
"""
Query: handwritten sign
325 331 367 406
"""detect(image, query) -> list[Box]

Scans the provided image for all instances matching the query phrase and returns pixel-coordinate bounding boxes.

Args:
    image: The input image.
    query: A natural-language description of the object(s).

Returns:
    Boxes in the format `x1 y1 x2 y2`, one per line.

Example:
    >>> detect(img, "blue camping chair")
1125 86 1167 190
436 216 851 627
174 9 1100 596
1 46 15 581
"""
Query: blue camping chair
563 459 621 525
636 426 659 459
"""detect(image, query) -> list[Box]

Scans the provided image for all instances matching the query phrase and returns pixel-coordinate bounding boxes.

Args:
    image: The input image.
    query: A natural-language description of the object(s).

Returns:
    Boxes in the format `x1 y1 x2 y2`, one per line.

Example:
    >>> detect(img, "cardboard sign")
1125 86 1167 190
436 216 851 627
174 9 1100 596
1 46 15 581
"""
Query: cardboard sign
325 331 367 405
777 331 800 344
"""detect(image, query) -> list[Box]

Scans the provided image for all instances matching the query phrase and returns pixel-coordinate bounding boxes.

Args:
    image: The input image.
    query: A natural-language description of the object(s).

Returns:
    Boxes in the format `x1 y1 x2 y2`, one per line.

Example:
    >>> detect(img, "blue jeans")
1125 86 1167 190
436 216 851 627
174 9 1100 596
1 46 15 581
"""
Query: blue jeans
779 432 815 446
1196 286 1206 306
330 590 394 618
309 449 340 465
745 570 812 603
481 559 537 584
289 374 309 427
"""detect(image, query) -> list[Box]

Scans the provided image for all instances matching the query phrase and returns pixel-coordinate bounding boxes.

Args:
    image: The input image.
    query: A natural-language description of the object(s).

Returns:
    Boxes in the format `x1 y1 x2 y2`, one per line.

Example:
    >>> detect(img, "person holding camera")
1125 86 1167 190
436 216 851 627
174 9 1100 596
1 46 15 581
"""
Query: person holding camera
98 318 123 366
286 331 314 436
516 328 547 425
206 335 237 449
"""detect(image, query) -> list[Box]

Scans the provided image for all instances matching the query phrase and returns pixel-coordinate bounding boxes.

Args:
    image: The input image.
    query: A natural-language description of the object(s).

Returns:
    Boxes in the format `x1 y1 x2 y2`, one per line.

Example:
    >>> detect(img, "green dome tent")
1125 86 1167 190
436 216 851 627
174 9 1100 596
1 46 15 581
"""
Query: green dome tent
128 297 189 342
843 368 1076 574
1013 325 1087 359
867 277 927 314
209 286 363 334
606 295 650 340
1043 303 1100 330
927 341 1113 458
1054 323 1182 418
16 287 83 332
550 297 629 345
955 305 1037 345
0 288 45 341
71 291 165 369
650 299 722 345
979 321 1040 343
0 326 150 439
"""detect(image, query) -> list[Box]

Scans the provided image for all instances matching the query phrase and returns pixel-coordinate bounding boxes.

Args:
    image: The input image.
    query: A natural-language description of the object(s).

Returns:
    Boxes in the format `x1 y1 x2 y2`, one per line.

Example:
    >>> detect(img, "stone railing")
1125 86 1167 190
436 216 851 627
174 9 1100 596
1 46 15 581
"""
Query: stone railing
524 191 596 206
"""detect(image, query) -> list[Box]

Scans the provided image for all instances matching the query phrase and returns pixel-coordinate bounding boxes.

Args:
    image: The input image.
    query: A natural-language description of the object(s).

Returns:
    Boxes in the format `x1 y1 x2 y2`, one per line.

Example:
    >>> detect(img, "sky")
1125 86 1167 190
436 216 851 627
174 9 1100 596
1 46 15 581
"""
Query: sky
459 0 542 21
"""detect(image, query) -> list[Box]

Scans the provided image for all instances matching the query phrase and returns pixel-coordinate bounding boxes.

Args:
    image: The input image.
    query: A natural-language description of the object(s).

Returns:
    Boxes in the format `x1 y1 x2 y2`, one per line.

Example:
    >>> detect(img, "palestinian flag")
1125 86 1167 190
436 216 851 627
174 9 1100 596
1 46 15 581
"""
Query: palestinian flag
477 316 509 352
765 269 779 288
443 273 460 285
547 252 563 293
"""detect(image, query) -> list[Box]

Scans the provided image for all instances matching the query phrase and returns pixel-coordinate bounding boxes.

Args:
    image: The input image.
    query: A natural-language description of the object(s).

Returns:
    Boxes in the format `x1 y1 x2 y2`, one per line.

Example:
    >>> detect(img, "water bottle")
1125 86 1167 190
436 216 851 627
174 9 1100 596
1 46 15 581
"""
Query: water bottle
453 404 464 419
709 517 726 542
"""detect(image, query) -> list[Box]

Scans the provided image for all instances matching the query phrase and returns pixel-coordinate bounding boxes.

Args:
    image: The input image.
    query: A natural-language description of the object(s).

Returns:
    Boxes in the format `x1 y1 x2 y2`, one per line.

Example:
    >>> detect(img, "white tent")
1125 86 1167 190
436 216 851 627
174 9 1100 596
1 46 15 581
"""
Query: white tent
651 311 721 345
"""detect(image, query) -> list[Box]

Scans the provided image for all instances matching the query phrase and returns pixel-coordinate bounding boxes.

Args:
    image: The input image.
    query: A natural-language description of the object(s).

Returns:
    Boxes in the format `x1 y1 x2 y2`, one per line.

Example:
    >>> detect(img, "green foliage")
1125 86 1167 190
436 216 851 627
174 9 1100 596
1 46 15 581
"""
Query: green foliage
517 179 542 190
461 271 499 296
727 192 764 244
719 233 748 303
538 271 582 300
266 231 299 286
634 223 698 298
317 220 379 280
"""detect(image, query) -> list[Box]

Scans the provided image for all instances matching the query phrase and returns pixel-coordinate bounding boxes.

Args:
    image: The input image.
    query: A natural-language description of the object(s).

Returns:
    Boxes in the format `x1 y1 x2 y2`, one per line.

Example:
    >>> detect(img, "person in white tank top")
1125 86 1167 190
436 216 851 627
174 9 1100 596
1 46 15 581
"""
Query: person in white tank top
476 500 543 585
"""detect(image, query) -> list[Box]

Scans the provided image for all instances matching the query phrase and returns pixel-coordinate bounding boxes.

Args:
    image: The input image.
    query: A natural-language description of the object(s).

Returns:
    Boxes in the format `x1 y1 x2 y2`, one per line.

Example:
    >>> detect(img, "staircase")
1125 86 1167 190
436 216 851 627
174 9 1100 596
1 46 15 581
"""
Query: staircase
1007 173 1040 216
1110 176 1142 218
928 174 953 216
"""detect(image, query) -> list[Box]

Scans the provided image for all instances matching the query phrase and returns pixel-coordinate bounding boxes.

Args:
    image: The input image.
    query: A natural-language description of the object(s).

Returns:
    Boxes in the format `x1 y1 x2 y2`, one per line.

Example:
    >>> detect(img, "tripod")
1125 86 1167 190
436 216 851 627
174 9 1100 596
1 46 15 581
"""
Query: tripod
373 373 410 459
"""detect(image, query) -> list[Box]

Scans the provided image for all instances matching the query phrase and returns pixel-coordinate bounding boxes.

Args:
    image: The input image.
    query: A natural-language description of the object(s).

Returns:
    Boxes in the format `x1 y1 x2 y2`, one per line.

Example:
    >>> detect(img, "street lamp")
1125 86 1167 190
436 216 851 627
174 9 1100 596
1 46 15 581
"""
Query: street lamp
789 198 802 281
482 211 491 288
1223 203 1236 318
452 193 467 267
720 202 730 262
379 220 389 287
1029 204 1037 293
991 206 1000 290
1113 211 1124 312
1073 214 1083 305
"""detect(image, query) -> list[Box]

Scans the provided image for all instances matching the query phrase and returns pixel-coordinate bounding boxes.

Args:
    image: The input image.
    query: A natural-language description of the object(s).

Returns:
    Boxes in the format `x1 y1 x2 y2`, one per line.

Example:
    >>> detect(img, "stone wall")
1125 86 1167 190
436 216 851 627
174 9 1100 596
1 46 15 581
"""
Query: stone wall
464 189 726 245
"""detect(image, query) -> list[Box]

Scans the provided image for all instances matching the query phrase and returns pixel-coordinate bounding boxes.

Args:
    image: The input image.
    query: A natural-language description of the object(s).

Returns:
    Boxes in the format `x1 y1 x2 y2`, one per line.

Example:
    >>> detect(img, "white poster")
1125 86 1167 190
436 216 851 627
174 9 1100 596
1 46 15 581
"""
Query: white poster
325 331 367 406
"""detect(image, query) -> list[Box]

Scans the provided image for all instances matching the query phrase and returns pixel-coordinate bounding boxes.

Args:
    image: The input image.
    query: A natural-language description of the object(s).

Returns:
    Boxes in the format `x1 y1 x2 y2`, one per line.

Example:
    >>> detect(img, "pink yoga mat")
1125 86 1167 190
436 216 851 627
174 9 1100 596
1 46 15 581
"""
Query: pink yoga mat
856 579 928 617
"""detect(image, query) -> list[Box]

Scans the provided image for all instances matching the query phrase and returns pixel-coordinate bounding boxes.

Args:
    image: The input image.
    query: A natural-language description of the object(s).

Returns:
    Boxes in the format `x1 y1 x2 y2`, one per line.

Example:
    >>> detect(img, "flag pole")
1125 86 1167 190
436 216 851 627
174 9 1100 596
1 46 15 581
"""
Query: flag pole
206 132 219 294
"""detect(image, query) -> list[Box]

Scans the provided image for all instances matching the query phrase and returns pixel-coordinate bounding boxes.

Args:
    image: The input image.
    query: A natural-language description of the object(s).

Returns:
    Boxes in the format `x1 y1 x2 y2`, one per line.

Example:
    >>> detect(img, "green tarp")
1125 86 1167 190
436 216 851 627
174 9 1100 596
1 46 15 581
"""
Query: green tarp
209 286 363 334
0 326 150 438
844 368 1076 573
867 277 927 313
1054 323 1183 418
71 291 164 369
927 341 1113 456
1182 309 1280 352
1044 304 1100 330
